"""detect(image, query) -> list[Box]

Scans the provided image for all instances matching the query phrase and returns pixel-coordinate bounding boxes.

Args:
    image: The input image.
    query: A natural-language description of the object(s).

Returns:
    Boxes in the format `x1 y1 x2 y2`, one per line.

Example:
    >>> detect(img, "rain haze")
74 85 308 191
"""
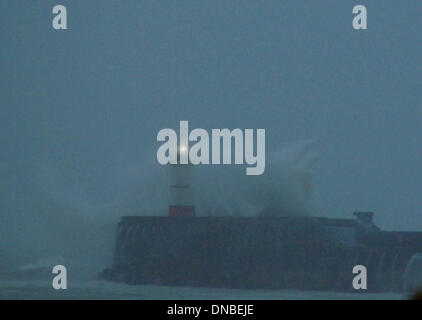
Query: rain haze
0 1 421 299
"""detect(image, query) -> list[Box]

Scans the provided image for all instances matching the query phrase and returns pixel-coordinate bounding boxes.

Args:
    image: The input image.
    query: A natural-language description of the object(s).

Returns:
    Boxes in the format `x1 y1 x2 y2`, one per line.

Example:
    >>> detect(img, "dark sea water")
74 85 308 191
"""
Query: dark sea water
0 280 404 300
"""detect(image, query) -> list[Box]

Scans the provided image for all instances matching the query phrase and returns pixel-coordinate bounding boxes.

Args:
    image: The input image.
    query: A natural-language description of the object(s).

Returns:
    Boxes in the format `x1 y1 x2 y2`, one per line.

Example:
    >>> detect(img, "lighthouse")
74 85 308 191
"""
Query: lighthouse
169 143 195 217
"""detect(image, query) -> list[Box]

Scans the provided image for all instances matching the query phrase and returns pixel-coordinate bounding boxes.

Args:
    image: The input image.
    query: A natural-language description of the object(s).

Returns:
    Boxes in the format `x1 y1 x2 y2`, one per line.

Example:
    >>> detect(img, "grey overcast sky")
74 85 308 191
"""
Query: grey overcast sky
1 1 421 231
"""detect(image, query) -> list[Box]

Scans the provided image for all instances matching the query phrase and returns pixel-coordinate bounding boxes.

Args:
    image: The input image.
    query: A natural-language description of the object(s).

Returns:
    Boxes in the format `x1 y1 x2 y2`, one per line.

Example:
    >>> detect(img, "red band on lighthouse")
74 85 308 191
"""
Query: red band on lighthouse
169 205 195 217
169 144 195 217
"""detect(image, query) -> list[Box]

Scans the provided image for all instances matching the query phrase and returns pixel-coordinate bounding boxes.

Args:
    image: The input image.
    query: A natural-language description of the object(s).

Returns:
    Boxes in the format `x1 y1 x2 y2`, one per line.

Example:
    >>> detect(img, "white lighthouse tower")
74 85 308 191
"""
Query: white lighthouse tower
169 143 195 217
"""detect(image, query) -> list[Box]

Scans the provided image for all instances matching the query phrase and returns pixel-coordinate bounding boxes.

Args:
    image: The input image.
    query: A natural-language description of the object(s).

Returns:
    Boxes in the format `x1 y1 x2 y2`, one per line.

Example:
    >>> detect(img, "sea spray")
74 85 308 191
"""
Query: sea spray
0 140 318 280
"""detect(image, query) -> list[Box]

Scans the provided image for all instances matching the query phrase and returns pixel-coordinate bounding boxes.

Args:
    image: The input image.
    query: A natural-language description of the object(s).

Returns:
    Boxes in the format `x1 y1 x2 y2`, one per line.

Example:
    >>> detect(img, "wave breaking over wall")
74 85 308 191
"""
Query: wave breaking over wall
0 140 318 279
